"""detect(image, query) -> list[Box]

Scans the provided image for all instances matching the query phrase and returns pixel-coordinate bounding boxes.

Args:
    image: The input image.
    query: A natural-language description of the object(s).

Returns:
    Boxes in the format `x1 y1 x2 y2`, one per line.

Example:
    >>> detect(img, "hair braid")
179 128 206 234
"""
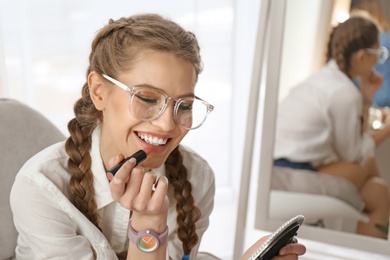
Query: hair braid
165 146 201 255
65 82 102 228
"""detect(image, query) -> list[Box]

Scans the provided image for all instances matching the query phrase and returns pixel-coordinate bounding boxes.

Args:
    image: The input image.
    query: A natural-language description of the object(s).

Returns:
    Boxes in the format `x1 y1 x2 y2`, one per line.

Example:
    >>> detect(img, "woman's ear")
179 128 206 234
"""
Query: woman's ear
88 71 106 111
354 49 366 63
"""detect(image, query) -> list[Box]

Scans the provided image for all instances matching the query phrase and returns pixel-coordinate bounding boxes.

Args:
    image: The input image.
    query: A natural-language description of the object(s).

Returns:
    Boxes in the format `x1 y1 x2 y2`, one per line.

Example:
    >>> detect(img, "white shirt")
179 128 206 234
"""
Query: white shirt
10 125 215 260
274 60 375 168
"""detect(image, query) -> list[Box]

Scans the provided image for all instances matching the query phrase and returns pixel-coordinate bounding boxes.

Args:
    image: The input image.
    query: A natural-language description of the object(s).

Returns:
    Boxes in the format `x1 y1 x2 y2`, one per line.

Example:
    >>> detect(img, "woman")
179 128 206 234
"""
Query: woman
274 14 390 238
10 14 305 259
351 0 390 108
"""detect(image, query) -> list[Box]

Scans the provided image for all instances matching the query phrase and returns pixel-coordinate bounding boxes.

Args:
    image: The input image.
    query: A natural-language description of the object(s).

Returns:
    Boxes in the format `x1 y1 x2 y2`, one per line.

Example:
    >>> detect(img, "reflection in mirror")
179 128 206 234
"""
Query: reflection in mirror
254 0 390 256
274 8 390 239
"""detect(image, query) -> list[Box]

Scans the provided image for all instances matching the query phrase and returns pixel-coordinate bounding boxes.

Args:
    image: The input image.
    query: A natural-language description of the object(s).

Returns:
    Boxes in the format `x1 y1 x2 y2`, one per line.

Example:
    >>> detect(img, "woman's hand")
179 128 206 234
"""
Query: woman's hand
107 154 169 232
360 70 383 102
240 235 306 260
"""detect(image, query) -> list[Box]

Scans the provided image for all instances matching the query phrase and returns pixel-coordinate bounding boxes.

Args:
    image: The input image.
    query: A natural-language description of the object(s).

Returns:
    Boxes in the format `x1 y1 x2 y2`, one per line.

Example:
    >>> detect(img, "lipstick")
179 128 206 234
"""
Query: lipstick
107 150 147 175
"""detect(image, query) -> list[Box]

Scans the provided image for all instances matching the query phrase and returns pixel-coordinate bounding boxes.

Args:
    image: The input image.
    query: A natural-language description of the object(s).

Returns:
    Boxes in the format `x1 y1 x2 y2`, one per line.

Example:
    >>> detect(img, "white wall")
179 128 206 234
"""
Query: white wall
278 0 353 102
279 0 334 101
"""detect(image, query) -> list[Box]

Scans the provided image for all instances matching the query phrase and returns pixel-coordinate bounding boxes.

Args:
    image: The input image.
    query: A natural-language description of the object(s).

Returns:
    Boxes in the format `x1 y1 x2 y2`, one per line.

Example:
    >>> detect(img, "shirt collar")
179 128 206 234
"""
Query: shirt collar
327 59 339 70
90 124 114 209
327 59 356 85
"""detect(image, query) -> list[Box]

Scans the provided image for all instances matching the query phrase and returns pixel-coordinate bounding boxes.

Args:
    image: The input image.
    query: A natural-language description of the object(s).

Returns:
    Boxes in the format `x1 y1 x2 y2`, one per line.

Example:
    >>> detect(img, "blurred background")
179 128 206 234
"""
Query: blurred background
0 0 259 193
0 0 259 258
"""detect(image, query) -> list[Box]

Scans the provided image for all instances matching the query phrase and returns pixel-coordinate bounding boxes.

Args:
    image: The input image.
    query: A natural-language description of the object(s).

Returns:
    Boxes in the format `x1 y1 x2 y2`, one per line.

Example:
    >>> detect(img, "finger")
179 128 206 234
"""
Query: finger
112 158 137 183
106 172 114 181
371 72 383 85
109 159 137 200
273 255 298 260
240 235 271 260
108 154 125 168
133 171 157 211
106 154 125 182
149 176 169 212
279 243 306 256
121 166 145 208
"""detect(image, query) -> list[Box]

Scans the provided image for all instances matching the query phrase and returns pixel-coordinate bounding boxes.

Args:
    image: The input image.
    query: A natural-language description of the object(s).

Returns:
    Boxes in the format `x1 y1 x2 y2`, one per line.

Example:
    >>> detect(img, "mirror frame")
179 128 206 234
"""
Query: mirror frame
252 0 390 256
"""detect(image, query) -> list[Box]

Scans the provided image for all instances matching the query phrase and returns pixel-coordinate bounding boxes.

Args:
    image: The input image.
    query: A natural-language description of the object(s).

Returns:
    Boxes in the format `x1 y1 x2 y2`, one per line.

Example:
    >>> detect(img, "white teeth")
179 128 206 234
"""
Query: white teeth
138 133 168 146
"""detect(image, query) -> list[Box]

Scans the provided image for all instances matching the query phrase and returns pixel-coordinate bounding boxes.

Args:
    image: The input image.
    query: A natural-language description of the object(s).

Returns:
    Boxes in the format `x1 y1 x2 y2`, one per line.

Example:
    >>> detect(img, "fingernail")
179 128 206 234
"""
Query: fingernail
156 176 168 186
128 157 136 165
106 172 114 181
162 176 168 184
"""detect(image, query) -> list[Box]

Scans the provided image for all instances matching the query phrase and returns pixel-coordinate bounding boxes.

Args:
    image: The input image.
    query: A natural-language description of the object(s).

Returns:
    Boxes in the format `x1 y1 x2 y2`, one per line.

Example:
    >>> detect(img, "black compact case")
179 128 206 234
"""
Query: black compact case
249 215 305 260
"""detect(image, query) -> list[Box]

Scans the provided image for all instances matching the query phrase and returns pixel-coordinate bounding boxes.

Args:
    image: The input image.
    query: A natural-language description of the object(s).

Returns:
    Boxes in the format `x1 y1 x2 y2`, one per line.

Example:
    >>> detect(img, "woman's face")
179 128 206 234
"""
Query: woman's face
92 51 197 170
352 42 380 78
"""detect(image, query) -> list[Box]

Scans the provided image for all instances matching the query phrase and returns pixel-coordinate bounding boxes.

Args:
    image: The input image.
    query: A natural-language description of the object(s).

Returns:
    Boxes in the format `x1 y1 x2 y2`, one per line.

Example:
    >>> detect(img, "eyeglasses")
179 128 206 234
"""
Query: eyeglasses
102 74 214 130
365 46 389 64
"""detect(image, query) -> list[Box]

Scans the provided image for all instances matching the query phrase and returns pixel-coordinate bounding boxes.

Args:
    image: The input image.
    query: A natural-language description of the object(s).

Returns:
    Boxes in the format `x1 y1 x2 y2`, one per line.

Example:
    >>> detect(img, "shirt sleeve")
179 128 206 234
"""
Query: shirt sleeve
328 87 375 163
10 174 117 260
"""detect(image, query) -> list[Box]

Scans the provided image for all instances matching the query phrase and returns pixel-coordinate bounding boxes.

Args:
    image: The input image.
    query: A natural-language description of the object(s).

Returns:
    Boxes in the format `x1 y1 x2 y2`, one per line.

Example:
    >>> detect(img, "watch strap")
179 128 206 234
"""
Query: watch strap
128 223 169 251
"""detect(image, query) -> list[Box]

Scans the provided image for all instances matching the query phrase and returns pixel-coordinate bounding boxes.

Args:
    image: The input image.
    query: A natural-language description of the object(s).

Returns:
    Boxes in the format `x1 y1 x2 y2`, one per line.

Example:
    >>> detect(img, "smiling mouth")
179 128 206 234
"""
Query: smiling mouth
137 133 168 146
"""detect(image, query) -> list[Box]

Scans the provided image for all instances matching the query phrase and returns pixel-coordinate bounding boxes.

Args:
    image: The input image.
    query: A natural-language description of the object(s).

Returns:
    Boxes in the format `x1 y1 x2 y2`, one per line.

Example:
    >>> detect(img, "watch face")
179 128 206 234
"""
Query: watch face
138 232 159 252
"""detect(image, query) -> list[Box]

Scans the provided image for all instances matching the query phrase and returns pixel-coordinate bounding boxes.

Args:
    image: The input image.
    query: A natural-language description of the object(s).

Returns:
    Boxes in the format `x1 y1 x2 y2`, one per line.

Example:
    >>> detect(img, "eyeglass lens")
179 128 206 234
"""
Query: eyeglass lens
366 47 389 64
129 88 210 129
379 47 389 63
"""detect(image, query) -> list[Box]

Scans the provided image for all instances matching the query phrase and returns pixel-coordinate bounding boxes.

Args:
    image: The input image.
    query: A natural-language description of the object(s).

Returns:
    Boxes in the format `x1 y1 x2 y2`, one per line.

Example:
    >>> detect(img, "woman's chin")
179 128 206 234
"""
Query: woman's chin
142 156 167 170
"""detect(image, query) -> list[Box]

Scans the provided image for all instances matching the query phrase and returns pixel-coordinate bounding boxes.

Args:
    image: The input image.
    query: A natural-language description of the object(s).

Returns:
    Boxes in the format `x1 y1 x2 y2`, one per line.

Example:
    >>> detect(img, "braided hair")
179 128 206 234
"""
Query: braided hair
65 13 202 256
326 14 379 78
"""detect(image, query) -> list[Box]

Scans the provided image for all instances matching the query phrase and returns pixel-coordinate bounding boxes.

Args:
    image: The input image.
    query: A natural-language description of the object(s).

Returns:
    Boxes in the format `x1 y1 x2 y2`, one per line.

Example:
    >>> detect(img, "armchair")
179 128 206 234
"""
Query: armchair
0 99 65 259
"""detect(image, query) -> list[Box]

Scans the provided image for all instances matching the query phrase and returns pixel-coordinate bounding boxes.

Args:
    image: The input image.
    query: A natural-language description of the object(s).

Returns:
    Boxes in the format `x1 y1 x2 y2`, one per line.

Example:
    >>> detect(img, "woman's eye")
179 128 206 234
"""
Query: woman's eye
178 103 193 110
135 94 159 104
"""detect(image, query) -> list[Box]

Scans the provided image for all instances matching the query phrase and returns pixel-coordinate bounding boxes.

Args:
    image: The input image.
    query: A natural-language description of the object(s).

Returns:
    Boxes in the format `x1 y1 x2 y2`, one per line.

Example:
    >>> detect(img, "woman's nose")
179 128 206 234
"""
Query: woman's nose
150 103 176 131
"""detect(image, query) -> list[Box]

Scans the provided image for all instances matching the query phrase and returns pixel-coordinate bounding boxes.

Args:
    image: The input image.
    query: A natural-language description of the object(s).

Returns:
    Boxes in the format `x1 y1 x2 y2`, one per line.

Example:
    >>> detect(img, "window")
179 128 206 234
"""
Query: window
0 0 238 188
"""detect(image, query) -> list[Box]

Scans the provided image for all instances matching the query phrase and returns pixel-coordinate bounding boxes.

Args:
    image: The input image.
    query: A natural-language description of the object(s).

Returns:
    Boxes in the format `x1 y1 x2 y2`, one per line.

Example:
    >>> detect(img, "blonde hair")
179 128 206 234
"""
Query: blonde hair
65 13 202 256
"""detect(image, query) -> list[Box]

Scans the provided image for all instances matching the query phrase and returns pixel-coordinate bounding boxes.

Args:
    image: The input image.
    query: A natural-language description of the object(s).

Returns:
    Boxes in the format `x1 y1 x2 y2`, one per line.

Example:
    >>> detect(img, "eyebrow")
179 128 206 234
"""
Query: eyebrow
138 83 195 98
103 74 195 98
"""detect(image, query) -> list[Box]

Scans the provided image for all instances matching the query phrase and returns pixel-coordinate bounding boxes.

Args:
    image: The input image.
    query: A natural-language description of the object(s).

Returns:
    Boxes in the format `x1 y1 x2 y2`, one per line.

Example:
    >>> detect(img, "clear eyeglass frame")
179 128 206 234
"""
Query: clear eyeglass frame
102 74 214 130
366 46 389 64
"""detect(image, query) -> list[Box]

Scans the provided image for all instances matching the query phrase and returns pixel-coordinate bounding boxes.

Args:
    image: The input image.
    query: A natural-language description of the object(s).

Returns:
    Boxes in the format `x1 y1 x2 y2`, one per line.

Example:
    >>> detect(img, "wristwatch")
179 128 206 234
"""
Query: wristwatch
128 223 169 253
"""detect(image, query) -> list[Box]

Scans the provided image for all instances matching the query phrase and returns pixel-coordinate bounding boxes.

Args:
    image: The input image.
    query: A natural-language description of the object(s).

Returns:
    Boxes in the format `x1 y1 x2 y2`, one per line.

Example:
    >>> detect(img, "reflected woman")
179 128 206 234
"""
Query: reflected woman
351 0 390 108
274 14 390 238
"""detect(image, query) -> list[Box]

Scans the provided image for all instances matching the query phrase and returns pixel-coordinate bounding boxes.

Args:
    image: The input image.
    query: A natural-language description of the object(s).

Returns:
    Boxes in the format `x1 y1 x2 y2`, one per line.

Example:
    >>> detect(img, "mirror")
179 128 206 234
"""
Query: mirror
254 0 390 256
